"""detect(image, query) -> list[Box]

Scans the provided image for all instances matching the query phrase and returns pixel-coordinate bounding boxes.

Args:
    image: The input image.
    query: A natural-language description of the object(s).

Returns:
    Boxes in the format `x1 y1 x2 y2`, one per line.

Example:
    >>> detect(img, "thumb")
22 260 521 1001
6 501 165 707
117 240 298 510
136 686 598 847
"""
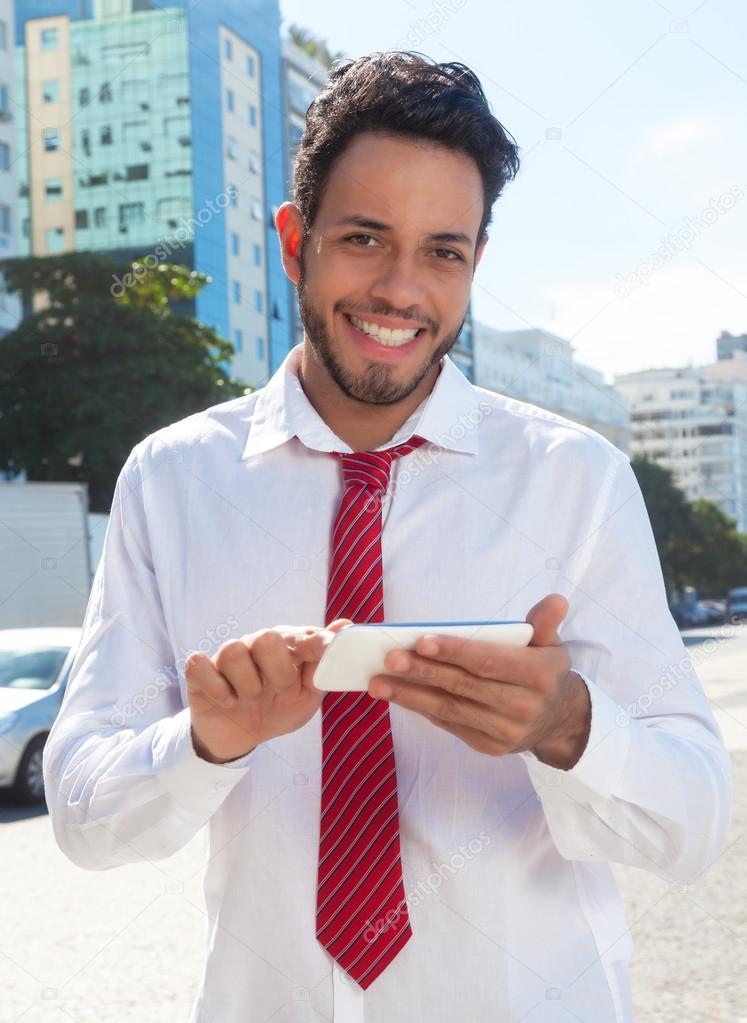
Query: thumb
526 593 568 647
326 618 354 634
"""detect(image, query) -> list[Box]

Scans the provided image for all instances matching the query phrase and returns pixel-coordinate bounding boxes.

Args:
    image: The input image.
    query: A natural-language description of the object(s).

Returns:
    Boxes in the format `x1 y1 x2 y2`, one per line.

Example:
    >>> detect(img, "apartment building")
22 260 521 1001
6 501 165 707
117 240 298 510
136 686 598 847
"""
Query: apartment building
0 0 21 336
474 323 631 451
14 0 290 387
615 362 747 531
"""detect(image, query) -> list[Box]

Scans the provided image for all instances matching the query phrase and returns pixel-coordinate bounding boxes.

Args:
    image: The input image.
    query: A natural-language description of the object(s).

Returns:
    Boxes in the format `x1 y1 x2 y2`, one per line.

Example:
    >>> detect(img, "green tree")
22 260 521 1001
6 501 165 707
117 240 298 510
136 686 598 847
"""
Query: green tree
288 24 346 69
687 499 747 596
630 453 694 595
0 252 250 512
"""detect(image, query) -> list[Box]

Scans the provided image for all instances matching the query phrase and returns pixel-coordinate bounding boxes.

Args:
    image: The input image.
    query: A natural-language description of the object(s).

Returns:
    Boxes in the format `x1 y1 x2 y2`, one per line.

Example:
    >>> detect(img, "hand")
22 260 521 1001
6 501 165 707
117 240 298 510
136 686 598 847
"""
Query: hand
186 620 351 764
367 595 591 770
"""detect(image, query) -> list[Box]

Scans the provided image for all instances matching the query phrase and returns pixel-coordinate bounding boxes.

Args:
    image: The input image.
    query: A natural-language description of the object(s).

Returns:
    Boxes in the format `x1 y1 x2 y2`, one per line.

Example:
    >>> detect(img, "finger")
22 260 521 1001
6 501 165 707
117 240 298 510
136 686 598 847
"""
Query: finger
185 651 240 708
368 675 510 738
214 638 265 700
380 651 531 718
248 630 301 694
412 633 540 687
419 710 510 756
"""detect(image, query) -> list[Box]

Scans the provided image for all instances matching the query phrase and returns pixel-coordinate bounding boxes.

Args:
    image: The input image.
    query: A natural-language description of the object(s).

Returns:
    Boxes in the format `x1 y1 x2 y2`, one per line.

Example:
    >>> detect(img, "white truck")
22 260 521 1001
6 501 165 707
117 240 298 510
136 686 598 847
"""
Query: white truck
0 481 95 629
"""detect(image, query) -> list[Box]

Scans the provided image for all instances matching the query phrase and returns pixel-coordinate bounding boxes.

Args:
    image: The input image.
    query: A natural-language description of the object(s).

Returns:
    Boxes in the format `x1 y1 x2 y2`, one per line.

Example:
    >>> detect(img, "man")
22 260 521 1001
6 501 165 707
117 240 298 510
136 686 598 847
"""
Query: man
44 52 731 1023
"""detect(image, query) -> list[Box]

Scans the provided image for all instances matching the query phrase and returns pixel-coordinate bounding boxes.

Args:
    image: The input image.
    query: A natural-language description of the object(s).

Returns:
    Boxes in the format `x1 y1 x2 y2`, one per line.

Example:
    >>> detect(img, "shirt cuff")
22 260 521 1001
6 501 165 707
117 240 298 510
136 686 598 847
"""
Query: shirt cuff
518 668 631 803
152 706 256 811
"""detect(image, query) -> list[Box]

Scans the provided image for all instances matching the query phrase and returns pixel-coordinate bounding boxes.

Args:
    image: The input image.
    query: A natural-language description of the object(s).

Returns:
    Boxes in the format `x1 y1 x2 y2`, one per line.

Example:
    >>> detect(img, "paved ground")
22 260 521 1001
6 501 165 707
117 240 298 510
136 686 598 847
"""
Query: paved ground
1 624 745 1023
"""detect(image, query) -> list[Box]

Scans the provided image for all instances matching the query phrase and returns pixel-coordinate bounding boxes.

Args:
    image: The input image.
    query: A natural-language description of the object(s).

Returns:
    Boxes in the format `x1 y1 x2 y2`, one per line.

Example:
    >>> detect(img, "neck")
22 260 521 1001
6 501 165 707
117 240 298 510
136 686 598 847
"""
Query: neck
297 341 441 452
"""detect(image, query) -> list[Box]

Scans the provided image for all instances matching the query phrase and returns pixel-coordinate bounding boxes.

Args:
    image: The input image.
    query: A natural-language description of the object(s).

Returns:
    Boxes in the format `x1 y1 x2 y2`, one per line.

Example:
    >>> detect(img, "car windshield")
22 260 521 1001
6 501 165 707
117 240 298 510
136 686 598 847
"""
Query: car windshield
728 588 747 601
0 647 69 690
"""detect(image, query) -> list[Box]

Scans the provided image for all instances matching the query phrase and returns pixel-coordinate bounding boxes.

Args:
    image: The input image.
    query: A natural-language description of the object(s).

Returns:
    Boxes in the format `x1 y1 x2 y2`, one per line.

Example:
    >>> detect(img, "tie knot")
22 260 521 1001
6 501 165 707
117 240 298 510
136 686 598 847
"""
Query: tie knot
337 435 427 493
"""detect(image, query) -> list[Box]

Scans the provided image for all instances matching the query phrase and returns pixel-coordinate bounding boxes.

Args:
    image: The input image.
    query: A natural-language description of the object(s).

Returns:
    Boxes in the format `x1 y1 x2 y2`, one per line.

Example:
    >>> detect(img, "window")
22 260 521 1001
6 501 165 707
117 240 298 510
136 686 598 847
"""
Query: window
247 103 256 127
0 141 9 170
43 128 60 151
81 129 91 156
255 336 264 361
228 184 238 207
224 37 233 60
254 289 263 313
233 328 243 352
230 232 239 256
252 242 261 266
94 206 107 227
78 87 90 106
226 88 234 112
125 164 149 181
119 202 144 227
0 20 7 50
40 27 59 52
226 136 237 160
46 226 65 252
0 84 9 119
99 82 113 103
42 79 59 103
248 150 259 173
0 204 10 234
232 280 241 304
246 54 255 77
250 199 261 220
100 125 112 145
21 217 29 239
75 209 89 229
45 178 63 200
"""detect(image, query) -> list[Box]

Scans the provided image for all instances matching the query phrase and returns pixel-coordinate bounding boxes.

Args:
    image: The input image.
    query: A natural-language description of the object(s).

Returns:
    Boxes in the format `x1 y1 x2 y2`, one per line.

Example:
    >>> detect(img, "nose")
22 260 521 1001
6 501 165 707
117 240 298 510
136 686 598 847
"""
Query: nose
368 248 426 314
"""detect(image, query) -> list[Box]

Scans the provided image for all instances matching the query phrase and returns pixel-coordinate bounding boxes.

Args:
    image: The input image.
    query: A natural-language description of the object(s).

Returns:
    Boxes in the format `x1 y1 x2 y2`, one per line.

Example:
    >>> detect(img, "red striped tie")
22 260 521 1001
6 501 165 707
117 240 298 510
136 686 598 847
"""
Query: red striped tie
316 435 427 989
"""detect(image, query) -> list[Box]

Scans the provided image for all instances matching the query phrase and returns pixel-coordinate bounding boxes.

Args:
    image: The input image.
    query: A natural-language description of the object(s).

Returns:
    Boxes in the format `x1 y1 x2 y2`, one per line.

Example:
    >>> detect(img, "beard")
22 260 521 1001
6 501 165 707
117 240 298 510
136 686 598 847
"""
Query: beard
297 265 465 406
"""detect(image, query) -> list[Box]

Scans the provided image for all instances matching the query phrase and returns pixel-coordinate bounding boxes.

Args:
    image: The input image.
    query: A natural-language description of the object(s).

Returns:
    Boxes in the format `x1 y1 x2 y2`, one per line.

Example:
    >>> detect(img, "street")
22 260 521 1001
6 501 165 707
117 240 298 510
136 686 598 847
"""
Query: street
1 624 745 1023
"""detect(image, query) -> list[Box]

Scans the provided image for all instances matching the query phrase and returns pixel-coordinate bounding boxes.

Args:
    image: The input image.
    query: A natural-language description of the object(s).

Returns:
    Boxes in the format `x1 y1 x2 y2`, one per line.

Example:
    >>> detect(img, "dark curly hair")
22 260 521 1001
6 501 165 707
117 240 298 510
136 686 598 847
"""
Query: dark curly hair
292 51 521 256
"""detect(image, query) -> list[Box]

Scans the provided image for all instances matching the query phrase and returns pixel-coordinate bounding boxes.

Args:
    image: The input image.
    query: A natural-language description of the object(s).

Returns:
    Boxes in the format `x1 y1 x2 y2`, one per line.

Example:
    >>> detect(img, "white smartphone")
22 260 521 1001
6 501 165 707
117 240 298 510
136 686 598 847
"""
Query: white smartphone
313 620 534 692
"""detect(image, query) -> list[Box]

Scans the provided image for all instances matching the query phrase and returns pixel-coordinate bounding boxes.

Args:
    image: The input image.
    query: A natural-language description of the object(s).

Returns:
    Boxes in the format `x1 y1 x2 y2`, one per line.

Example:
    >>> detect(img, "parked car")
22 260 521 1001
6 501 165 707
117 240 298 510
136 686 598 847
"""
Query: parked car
727 587 747 622
0 627 80 804
697 599 727 625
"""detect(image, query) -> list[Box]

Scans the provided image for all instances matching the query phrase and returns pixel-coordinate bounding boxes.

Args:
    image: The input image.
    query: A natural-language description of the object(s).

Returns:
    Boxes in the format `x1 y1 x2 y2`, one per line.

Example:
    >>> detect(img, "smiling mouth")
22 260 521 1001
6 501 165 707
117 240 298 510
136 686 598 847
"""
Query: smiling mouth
343 313 426 348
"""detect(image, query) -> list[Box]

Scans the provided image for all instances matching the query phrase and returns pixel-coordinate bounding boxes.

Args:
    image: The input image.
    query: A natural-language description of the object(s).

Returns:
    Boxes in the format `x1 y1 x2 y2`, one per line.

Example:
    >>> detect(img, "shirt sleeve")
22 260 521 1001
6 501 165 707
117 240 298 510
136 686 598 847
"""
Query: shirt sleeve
42 444 256 872
519 452 733 885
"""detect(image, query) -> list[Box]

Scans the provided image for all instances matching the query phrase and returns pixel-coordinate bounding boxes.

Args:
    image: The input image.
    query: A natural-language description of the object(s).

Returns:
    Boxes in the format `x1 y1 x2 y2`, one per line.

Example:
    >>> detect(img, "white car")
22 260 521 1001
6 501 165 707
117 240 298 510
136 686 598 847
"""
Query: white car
0 627 80 804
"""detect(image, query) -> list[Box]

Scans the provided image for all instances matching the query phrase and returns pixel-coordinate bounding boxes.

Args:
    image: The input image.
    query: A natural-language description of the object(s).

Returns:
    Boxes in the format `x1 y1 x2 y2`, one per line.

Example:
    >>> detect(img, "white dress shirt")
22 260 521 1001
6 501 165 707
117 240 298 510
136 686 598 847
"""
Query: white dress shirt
43 343 732 1023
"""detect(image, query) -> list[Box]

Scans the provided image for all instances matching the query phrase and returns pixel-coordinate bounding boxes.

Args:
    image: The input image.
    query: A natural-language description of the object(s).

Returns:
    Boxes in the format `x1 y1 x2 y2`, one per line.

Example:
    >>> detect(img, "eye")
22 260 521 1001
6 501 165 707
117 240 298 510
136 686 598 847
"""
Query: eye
346 233 380 247
435 248 464 262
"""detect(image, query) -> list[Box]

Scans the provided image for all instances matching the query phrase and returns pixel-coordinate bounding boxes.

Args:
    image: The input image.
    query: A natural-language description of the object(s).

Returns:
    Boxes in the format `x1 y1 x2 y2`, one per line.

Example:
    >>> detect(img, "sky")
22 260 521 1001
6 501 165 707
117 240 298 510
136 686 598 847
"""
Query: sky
278 0 747 383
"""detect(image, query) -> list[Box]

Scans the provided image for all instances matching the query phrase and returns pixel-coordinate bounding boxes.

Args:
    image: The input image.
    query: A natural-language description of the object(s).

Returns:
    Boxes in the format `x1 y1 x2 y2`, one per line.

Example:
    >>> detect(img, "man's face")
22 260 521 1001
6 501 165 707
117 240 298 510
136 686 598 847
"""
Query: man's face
296 131 487 405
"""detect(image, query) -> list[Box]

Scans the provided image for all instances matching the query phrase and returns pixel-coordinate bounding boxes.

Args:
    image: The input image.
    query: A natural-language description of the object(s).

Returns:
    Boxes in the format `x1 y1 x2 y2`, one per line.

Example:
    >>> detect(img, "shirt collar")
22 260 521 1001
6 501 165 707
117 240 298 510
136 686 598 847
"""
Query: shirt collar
241 342 482 459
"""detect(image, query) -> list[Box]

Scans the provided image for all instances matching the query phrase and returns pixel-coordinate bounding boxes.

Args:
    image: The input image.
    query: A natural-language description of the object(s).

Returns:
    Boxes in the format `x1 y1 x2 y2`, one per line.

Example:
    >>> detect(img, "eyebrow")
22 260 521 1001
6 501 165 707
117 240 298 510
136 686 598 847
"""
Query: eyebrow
331 214 474 249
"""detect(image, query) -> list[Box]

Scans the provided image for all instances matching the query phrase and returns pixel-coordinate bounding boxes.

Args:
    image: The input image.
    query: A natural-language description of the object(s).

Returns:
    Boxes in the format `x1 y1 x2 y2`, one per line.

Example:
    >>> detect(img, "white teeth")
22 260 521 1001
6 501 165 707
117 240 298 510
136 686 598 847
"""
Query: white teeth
349 314 420 346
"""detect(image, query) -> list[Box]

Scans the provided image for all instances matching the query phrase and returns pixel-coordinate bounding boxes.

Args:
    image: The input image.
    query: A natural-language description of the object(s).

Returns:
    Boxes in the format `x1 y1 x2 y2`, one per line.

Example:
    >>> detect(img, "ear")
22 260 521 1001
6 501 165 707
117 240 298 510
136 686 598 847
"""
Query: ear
275 202 304 285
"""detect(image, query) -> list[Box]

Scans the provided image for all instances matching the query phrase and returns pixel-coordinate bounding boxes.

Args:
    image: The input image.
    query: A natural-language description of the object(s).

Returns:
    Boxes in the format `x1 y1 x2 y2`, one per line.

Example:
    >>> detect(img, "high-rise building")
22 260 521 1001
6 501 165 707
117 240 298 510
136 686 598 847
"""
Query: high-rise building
474 323 631 451
281 34 328 350
14 0 291 387
0 0 21 336
615 363 747 532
